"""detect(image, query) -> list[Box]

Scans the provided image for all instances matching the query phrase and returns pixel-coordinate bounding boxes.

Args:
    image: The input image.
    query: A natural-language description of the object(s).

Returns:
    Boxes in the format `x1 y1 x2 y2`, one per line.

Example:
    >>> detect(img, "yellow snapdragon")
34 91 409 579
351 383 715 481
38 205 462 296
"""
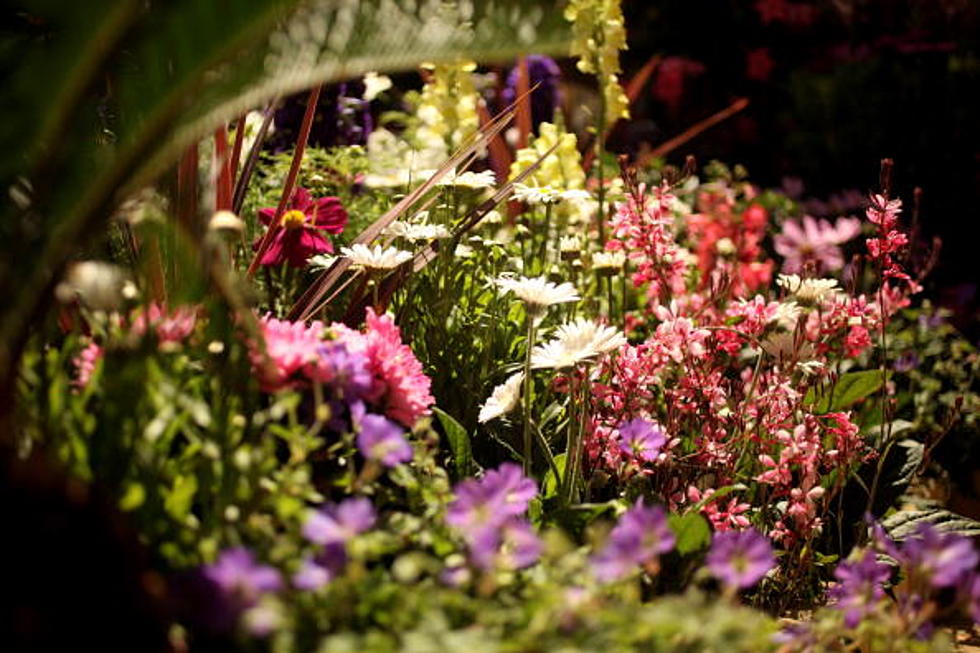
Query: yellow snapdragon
415 60 480 153
564 0 629 125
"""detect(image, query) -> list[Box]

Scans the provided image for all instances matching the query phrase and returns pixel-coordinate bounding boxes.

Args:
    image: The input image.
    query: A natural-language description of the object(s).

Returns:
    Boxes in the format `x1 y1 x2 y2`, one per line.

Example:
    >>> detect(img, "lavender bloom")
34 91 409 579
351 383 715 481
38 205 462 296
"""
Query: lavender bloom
309 341 373 399
469 518 542 572
302 497 376 546
356 413 413 467
292 542 347 591
774 215 861 274
902 523 979 588
446 463 538 533
501 55 562 130
203 548 283 609
964 573 980 623
617 418 666 462
829 549 891 628
591 499 676 582
893 351 921 373
705 528 776 589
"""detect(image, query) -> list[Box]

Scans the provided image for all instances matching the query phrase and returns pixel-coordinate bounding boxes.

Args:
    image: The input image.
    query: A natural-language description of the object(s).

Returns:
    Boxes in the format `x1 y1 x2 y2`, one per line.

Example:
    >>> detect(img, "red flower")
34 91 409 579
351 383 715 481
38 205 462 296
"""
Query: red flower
253 188 348 267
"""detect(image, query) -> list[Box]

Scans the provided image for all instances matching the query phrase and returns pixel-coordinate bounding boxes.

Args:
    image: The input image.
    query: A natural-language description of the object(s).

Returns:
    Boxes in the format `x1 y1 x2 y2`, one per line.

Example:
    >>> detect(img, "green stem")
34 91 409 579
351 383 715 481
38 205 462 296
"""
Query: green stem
522 314 538 475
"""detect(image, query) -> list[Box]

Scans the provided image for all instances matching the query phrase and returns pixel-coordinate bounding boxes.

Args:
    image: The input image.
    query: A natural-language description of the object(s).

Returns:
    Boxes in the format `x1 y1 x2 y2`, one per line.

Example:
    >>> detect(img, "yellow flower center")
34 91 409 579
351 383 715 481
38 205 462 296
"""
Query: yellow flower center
281 209 306 230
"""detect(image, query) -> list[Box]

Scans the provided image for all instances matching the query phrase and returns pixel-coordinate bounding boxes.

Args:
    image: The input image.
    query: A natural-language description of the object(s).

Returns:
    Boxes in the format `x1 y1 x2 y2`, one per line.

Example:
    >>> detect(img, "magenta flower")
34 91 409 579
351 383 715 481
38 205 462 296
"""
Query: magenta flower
253 187 348 267
617 417 666 462
828 549 891 628
250 315 325 392
705 528 776 589
901 523 979 588
774 215 861 274
356 413 413 467
591 499 676 582
203 548 283 608
302 497 376 546
292 543 348 591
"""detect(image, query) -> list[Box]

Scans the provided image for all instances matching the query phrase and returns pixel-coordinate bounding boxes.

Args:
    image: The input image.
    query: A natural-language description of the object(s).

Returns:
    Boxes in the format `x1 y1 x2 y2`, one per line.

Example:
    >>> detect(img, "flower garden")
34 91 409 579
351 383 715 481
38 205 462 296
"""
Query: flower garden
2 1 979 651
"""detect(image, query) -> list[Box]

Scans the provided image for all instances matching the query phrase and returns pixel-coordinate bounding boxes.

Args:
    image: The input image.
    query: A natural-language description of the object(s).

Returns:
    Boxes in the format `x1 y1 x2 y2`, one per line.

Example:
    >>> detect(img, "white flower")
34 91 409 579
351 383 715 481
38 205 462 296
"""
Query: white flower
777 274 840 303
55 261 128 311
531 319 627 369
383 221 452 241
772 301 803 330
760 331 816 362
478 372 524 423
591 251 626 270
362 72 392 101
308 254 338 271
512 183 591 205
437 169 497 190
495 275 580 312
341 244 413 270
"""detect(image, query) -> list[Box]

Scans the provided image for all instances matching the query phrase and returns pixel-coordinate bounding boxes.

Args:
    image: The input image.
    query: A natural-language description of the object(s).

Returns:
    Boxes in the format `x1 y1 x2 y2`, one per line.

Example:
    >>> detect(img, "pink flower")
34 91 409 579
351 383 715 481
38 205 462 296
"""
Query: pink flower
253 188 348 267
774 215 861 274
131 303 198 344
333 309 433 427
250 315 326 392
72 341 103 390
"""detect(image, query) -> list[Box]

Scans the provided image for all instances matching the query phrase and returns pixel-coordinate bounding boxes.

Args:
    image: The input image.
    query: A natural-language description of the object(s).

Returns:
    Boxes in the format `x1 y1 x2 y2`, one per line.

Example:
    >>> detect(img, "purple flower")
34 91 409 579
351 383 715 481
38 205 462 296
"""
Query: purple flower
617 418 666 462
963 573 980 624
203 548 283 609
307 340 373 399
774 215 861 274
591 499 676 582
356 413 413 467
705 528 776 589
501 55 562 130
292 543 347 591
893 351 921 373
445 463 538 533
469 518 542 571
829 549 891 628
302 497 376 546
901 523 979 588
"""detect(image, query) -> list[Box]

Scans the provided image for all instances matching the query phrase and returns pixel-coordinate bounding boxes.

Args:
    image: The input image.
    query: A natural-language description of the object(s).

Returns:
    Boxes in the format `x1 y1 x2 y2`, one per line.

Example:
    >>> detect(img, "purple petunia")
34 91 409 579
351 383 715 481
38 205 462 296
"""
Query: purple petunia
705 528 776 589
203 548 283 608
617 418 667 462
469 518 542 572
828 549 891 628
356 413 413 467
445 463 540 571
306 340 373 400
591 499 676 582
901 523 979 588
292 542 348 591
302 496 376 546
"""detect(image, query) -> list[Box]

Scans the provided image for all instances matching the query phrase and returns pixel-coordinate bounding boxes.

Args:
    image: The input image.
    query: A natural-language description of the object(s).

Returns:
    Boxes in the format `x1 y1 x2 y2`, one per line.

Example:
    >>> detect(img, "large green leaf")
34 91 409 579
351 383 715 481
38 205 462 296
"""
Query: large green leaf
433 407 473 478
805 370 888 413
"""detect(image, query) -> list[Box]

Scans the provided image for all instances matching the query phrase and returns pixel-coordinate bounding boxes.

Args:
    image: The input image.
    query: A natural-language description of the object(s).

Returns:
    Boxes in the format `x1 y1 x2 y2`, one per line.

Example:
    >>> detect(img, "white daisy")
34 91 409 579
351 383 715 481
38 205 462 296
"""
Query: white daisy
772 301 803 330
777 274 840 304
383 221 452 241
437 169 497 190
591 250 626 271
495 275 580 314
512 183 592 206
478 372 524 423
341 244 413 270
531 319 627 370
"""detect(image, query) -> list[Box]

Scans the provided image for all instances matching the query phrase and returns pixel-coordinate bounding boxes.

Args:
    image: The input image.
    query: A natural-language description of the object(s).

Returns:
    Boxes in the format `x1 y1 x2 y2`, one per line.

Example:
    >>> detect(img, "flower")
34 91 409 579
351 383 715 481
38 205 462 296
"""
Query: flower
253 188 348 267
382 221 451 242
901 523 979 588
496 275 581 314
340 243 413 270
512 183 591 205
478 372 524 423
531 319 626 369
469 518 542 571
591 499 676 582
131 302 198 345
356 413 413 467
776 274 840 304
617 418 666 462
591 250 626 272
501 55 562 130
72 340 102 390
362 71 392 101
302 497 377 546
436 169 497 190
203 548 283 609
305 340 373 400
828 549 891 628
250 315 325 392
774 215 861 274
706 528 776 589
332 309 434 426
209 210 245 234
446 463 537 534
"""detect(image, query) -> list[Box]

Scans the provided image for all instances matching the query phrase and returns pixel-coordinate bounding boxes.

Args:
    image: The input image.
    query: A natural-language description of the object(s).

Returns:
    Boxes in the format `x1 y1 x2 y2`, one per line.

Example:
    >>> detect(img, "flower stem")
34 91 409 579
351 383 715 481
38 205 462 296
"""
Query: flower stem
522 313 538 475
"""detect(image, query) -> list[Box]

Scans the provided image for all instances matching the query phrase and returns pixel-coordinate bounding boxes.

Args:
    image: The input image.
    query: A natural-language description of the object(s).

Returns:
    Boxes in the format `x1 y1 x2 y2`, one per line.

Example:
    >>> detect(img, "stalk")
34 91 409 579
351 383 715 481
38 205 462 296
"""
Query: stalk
521 312 538 475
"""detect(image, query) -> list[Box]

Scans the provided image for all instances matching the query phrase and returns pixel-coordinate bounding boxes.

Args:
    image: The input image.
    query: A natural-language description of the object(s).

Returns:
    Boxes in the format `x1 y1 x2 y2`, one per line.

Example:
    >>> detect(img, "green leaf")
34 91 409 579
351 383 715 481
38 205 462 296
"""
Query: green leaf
433 407 472 477
119 482 146 511
542 453 567 499
805 370 888 413
668 512 711 555
881 507 980 541
164 474 198 520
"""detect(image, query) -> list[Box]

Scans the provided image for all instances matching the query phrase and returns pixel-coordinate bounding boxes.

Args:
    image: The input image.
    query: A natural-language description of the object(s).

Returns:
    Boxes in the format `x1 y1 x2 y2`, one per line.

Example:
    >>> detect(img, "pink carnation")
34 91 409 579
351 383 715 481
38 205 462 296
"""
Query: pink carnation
332 309 433 427
251 315 326 392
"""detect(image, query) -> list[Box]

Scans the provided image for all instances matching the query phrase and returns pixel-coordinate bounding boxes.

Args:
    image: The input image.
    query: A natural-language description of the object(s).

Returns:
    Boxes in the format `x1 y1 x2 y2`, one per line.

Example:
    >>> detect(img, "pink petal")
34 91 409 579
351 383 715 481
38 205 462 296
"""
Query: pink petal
257 207 277 226
312 197 349 234
258 232 289 266
290 187 312 212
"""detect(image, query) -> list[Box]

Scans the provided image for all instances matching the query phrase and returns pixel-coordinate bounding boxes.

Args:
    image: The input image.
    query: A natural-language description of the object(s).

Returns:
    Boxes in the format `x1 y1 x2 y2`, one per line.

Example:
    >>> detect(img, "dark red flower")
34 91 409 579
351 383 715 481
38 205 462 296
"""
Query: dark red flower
253 187 348 267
